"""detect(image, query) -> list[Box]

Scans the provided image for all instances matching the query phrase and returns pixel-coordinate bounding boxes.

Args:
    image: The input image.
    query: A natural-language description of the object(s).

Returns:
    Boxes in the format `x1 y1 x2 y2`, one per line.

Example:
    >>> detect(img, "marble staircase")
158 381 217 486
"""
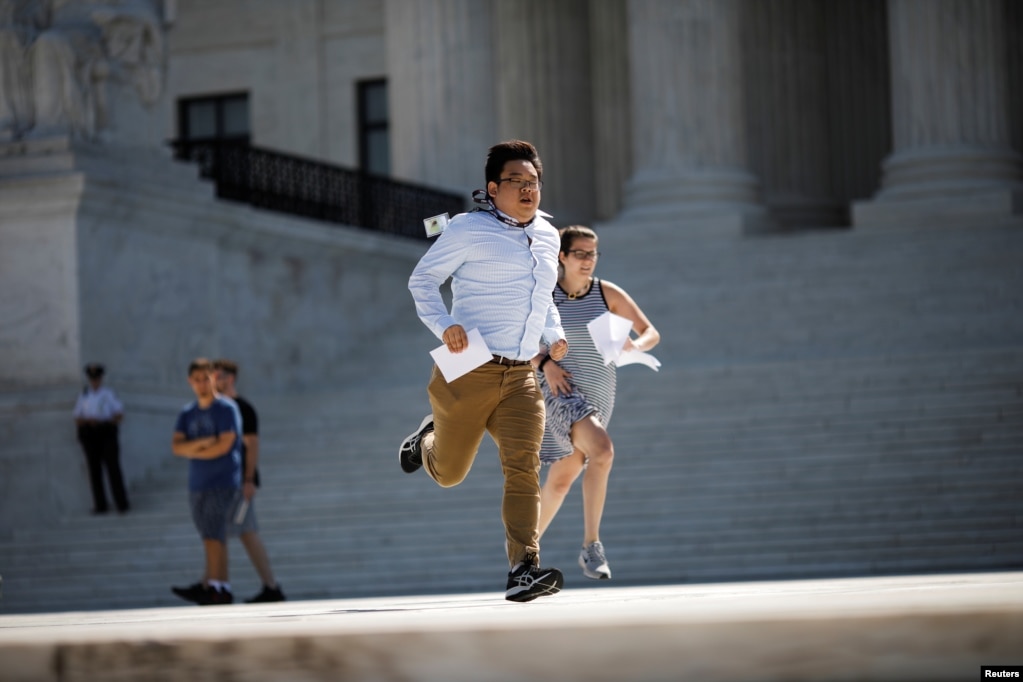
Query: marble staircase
1 221 1021 615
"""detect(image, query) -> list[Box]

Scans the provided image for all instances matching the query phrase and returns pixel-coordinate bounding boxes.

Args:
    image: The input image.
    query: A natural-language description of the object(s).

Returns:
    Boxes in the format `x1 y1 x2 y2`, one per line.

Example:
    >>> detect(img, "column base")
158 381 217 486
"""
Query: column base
607 210 776 238
875 145 1023 201
766 193 848 230
617 167 775 236
852 188 1023 229
853 145 1023 229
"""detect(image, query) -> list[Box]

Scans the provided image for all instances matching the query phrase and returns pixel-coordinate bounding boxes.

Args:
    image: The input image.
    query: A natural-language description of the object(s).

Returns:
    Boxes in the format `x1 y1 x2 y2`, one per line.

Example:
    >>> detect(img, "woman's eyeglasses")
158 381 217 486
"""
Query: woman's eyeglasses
567 250 600 261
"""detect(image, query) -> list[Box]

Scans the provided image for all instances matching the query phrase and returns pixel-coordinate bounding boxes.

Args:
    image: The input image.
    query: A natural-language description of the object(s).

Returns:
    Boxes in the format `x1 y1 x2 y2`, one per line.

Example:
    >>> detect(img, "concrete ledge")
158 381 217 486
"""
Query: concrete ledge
1 573 1020 682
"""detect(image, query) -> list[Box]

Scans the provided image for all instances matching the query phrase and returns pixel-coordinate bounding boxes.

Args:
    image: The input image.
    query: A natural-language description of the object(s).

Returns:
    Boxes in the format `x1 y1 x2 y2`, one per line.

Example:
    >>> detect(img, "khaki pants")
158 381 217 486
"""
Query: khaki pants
423 362 545 567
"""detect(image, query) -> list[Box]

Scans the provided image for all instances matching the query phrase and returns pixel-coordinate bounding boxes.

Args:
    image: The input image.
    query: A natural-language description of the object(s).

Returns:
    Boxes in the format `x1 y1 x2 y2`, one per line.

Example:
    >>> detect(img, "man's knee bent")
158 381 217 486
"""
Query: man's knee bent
426 459 472 488
433 472 468 488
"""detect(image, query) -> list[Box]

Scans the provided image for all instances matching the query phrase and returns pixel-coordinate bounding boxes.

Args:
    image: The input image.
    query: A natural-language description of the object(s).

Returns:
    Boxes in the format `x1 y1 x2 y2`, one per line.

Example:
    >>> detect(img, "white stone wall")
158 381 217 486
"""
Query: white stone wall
0 137 425 532
67 143 423 394
163 0 386 165
0 147 83 388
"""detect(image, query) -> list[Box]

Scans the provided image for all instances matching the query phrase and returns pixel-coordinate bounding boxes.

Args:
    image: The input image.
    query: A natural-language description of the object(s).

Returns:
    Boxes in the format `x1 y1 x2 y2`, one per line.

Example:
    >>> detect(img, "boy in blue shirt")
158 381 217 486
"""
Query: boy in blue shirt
170 358 242 605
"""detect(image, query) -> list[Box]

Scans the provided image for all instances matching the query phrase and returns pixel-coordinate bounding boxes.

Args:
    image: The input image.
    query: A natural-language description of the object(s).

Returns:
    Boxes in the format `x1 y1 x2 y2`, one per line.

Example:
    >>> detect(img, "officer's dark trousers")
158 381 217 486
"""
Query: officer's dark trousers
77 423 130 512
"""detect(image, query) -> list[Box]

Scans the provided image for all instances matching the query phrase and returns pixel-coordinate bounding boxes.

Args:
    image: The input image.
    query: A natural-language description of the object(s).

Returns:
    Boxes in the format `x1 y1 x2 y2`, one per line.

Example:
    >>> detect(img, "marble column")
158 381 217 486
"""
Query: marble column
493 0 594 226
822 0 892 210
588 0 631 222
853 0 1023 228
743 0 843 229
385 0 496 196
1009 0 1023 158
617 0 770 234
268 1 324 159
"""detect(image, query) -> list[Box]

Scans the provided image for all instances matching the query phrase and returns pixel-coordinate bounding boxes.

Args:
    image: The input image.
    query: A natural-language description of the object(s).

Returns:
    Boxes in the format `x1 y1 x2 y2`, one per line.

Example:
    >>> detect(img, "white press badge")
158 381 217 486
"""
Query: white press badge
423 213 449 238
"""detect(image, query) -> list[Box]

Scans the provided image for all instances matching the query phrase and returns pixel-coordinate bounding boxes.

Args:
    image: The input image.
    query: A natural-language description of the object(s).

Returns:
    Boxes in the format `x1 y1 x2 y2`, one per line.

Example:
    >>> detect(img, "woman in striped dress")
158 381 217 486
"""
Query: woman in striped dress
534 225 660 580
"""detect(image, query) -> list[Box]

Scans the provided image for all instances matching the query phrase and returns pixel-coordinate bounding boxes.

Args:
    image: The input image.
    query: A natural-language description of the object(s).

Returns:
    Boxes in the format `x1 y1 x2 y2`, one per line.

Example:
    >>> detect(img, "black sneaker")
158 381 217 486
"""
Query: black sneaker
201 586 234 606
399 414 434 473
505 554 564 602
172 582 234 606
171 582 207 604
246 584 286 603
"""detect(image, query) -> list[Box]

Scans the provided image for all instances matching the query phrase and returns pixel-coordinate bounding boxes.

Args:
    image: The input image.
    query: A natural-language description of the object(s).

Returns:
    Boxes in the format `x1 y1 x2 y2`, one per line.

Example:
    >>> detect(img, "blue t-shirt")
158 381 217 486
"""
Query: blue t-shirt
174 397 242 492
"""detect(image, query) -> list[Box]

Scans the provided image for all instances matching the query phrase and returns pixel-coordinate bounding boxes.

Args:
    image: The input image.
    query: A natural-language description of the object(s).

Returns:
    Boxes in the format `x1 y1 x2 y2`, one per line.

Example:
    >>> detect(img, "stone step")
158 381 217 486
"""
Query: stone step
5 471 1016 547
262 400 1022 442
3 496 1016 569
256 388 1023 444
262 387 1022 438
10 505 1016 573
249 444 1021 494
271 353 1023 400
7 419 1013 543
4 221 1022 615
9 537 1021 617
8 512 1018 579
4 467 1016 576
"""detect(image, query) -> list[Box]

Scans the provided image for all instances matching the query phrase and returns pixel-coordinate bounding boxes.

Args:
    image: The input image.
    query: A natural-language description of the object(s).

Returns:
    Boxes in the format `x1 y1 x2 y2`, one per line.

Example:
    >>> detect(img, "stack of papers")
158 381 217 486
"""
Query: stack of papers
586 311 661 371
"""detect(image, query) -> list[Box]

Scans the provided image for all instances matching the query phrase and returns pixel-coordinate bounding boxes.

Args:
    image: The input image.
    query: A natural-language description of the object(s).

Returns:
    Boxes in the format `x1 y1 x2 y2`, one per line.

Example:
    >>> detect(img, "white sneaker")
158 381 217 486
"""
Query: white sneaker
579 541 611 580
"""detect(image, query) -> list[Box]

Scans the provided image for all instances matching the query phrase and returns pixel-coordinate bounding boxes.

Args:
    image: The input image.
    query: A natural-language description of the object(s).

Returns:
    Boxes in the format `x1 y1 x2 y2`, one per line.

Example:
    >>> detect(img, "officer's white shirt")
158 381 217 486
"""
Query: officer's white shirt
73 386 123 421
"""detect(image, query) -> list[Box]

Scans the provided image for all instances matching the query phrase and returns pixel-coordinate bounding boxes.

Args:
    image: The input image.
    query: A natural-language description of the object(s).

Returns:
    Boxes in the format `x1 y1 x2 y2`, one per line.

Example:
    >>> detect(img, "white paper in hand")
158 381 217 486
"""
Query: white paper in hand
430 328 492 382
617 349 662 371
586 311 634 365
586 311 661 371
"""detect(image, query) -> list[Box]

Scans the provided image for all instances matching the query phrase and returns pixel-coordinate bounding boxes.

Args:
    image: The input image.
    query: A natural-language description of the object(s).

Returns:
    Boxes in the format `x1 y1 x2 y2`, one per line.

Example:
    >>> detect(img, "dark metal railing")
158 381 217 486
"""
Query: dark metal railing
170 140 466 240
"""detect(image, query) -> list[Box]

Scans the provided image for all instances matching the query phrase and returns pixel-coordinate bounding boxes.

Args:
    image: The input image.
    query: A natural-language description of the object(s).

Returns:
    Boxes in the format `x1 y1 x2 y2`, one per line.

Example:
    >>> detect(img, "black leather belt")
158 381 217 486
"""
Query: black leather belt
490 355 531 366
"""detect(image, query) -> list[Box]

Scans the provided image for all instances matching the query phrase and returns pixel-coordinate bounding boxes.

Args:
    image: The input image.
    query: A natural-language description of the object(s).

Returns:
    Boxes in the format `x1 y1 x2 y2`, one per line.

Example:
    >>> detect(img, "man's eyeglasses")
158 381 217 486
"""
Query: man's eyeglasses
567 249 600 261
496 177 543 191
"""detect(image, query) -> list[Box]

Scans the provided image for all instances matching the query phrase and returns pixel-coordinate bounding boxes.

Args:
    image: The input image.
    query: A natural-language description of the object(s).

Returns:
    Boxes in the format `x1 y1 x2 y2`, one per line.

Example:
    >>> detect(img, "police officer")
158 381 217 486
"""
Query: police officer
73 364 130 514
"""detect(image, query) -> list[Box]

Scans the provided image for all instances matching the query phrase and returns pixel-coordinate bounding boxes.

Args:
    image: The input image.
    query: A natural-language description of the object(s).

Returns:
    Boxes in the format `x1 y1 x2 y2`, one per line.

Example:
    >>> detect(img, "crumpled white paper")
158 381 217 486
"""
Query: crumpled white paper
586 311 661 371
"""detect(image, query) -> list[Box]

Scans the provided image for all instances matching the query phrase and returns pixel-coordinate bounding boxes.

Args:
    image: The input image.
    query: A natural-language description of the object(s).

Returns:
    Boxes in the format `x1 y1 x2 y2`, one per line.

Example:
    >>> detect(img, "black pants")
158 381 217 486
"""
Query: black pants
77 423 130 512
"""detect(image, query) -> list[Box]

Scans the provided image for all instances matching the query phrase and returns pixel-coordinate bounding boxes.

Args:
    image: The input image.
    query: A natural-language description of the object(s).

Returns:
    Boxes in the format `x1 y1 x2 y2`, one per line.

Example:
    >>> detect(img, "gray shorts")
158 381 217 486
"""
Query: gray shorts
189 488 237 542
227 492 259 535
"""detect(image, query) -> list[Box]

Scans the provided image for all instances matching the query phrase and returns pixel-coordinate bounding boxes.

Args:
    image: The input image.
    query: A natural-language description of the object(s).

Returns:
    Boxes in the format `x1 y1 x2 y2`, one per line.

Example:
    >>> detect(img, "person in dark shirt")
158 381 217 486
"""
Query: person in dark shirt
214 358 285 603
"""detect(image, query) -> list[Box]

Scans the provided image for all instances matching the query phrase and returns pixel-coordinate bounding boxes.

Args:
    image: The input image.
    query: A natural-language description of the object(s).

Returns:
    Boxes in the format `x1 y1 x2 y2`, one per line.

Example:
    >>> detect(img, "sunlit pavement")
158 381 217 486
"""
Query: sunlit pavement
1 572 1021 682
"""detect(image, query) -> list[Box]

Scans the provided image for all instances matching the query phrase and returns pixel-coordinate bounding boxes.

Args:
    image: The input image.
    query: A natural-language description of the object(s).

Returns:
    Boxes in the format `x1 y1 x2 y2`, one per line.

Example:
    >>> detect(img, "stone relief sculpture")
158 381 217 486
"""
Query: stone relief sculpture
0 0 167 141
0 0 47 138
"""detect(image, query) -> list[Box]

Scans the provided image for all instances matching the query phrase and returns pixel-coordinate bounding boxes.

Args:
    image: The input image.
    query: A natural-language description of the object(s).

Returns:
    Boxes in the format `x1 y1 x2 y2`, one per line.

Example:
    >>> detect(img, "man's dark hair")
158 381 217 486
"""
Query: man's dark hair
188 358 213 375
213 358 238 377
485 140 542 185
